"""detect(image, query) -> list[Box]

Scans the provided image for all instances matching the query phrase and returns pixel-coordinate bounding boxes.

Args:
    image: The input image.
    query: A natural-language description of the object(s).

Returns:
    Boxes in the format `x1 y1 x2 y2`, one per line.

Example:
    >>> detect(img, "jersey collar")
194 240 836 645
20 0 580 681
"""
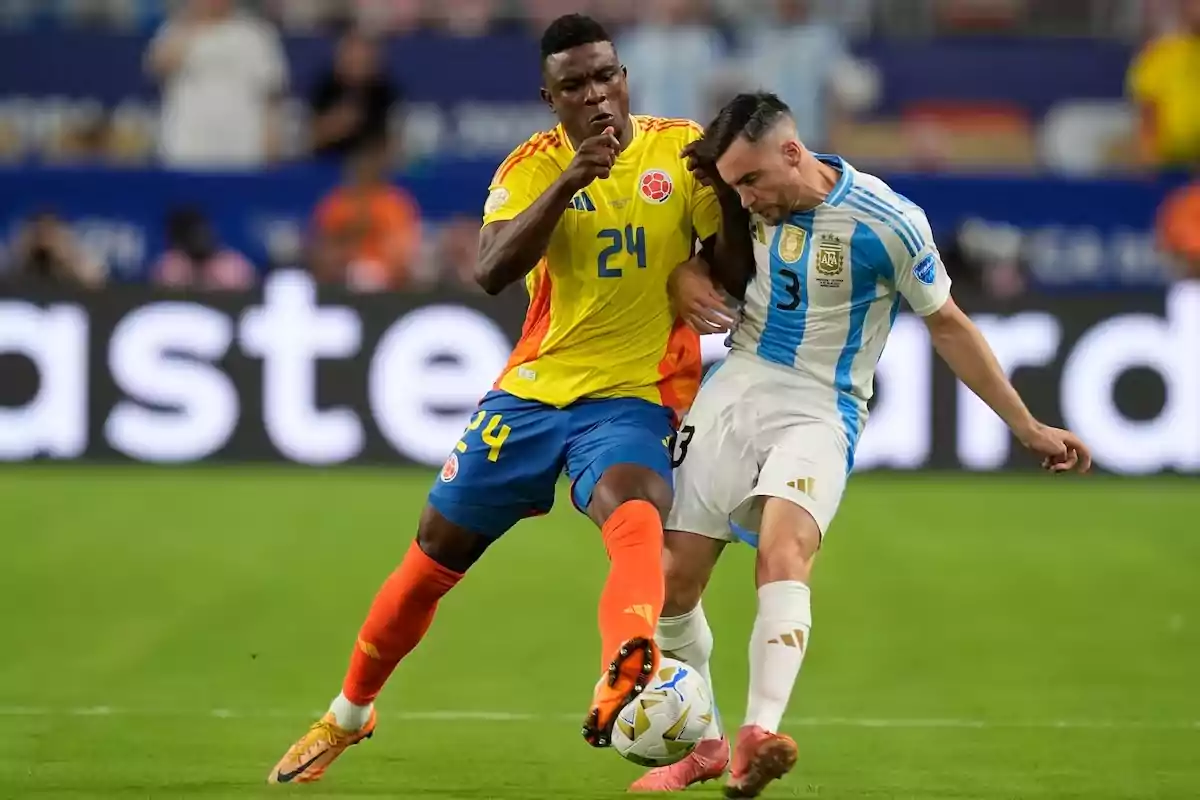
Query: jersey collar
812 153 855 206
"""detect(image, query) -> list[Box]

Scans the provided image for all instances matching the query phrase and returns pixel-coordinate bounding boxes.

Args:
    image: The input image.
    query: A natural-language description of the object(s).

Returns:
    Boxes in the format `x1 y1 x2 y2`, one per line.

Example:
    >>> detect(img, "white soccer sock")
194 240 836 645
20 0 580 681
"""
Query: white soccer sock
656 602 723 740
329 692 373 732
745 581 812 733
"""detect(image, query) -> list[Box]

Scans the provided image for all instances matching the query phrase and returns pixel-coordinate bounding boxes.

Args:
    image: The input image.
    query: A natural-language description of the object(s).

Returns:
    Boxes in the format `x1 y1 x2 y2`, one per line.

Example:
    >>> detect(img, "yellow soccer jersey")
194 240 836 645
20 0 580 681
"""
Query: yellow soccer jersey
482 115 721 418
1127 33 1200 166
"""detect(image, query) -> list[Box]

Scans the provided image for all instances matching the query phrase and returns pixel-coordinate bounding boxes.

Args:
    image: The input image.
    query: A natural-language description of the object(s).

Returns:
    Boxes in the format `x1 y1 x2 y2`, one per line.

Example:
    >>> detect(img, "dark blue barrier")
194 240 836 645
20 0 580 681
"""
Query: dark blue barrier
0 31 542 105
0 162 495 279
0 163 1186 287
0 31 1130 113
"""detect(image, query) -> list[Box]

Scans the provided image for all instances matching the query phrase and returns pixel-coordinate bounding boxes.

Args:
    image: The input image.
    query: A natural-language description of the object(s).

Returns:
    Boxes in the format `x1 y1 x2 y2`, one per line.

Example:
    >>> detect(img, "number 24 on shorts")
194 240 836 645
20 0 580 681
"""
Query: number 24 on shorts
456 411 511 462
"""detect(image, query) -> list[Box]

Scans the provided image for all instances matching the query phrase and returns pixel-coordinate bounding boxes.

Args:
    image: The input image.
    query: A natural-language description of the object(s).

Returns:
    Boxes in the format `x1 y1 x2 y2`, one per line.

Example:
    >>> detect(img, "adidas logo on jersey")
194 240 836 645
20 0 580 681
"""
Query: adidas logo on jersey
786 477 815 495
569 191 596 212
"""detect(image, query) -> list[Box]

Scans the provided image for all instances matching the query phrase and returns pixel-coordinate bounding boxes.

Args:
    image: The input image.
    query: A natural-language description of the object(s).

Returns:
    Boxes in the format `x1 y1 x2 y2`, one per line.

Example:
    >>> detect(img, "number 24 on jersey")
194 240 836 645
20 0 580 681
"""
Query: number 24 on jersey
596 225 647 278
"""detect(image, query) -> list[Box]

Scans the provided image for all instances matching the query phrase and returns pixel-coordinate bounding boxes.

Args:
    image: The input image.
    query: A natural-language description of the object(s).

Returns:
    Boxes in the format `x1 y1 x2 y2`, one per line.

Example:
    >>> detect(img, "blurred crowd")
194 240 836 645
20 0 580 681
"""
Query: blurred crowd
1 0 1199 294
0 0 1180 37
8 0 1200 173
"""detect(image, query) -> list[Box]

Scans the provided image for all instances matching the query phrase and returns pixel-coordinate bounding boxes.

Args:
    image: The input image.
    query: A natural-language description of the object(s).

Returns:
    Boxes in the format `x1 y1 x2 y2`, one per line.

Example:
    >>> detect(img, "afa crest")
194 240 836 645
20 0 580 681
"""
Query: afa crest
777 224 807 264
815 234 845 276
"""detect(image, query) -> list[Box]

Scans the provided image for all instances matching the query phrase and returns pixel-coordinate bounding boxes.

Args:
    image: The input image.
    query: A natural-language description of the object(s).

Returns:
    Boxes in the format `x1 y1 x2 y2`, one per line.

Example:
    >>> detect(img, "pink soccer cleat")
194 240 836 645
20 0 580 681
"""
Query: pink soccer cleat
723 725 797 798
629 737 730 792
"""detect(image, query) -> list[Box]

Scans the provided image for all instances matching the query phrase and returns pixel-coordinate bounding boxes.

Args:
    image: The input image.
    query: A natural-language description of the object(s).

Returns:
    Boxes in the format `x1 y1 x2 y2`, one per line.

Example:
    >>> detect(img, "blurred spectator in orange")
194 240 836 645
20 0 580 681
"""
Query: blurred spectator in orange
1126 0 1200 169
6 210 105 289
151 206 256 290
311 134 422 291
145 0 288 169
310 25 401 161
1156 180 1200 278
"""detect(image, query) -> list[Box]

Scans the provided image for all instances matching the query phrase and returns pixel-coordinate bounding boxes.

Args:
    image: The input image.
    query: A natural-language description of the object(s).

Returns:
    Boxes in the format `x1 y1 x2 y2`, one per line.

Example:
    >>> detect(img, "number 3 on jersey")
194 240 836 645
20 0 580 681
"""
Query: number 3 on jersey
776 268 802 311
597 225 647 277
456 410 511 462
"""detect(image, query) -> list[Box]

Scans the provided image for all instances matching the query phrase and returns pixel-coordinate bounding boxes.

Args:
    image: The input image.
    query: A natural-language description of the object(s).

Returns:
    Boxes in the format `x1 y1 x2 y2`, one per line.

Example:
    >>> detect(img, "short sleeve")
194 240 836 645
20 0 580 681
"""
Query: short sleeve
891 207 951 317
482 141 556 226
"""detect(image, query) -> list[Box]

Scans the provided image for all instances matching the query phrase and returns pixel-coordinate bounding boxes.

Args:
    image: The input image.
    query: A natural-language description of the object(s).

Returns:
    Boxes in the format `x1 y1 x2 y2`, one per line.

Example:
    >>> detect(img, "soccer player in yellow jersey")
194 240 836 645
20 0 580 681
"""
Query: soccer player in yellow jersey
268 13 751 784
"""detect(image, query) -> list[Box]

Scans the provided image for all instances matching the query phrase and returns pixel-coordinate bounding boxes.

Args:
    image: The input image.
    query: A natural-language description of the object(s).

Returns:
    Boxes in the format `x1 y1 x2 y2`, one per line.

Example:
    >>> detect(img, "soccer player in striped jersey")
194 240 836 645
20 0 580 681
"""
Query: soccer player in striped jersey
632 93 1093 797
267 14 751 785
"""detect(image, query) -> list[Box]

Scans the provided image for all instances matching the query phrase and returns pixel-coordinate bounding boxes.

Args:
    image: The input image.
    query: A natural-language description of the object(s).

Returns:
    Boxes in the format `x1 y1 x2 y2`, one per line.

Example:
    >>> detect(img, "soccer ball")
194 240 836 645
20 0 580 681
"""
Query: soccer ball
611 658 713 767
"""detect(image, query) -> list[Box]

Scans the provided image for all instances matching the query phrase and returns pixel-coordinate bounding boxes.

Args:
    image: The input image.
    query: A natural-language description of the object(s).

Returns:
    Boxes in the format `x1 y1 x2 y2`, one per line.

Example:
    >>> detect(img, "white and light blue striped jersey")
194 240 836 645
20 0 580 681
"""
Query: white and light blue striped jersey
729 154 952 464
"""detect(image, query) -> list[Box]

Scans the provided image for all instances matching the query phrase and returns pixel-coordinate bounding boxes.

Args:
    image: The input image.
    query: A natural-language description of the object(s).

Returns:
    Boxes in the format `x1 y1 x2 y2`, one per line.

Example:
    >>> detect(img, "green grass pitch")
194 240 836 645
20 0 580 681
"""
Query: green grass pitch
1 467 1198 799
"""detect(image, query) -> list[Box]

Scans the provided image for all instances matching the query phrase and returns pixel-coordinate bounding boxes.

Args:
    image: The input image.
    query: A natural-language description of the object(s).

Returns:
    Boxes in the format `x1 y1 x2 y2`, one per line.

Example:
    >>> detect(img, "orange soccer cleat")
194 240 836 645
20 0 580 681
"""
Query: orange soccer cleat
723 725 798 798
582 636 660 747
267 709 376 785
629 736 730 792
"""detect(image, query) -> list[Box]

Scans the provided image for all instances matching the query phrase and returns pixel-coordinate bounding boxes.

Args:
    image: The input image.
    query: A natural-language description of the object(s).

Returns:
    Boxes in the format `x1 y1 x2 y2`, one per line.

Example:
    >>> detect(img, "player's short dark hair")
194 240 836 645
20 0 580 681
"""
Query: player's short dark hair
700 92 793 161
540 13 612 63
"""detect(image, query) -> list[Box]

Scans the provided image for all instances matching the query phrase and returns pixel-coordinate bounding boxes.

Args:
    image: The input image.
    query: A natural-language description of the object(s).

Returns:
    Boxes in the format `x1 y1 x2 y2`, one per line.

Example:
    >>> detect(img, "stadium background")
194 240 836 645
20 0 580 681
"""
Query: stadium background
1 1 1198 797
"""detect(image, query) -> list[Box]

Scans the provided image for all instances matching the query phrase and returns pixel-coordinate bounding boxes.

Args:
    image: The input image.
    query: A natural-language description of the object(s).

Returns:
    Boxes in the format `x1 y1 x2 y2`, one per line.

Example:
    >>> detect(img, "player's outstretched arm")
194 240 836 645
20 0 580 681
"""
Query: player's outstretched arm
476 128 620 295
924 297 1092 473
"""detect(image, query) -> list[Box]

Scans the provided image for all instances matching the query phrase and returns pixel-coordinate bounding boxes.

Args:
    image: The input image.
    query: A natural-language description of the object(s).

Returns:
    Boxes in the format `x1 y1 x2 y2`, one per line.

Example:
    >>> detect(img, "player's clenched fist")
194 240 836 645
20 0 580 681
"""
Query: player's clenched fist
563 126 620 191
1018 422 1093 474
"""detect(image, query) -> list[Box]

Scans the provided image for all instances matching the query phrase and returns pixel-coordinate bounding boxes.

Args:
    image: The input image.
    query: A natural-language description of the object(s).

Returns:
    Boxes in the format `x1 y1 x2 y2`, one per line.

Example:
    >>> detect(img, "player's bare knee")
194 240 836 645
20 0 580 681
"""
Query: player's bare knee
589 464 672 527
662 530 723 616
662 549 703 615
756 498 821 585
663 571 704 617
416 505 491 573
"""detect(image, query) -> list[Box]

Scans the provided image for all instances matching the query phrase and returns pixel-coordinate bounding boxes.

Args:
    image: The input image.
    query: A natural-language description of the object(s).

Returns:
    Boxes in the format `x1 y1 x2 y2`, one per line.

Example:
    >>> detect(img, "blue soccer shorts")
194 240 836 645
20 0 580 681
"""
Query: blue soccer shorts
427 390 676 538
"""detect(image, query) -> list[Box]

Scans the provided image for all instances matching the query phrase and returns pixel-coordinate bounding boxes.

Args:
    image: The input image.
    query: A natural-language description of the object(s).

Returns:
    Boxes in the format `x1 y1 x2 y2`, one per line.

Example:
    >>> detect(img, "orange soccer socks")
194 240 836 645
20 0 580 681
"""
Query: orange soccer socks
596 499 666 668
340 541 464 712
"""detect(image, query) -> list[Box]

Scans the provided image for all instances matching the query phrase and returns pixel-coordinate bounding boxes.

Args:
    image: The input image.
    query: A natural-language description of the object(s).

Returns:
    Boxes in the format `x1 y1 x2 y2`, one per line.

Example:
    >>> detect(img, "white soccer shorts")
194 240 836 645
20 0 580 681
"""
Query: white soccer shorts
666 352 852 543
